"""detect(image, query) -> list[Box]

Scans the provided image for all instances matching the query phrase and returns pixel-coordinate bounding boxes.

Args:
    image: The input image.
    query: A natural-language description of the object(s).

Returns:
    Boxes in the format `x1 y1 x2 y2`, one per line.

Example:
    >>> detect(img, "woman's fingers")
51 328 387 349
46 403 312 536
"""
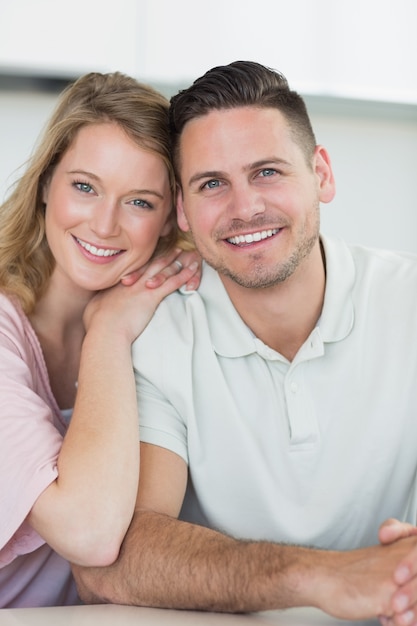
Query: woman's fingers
145 260 199 290
145 249 202 290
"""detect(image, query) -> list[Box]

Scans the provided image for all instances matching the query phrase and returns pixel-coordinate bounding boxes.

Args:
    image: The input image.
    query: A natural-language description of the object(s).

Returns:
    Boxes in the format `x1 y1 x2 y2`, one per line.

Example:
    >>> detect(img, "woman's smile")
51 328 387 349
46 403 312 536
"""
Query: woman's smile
43 122 172 293
73 235 125 261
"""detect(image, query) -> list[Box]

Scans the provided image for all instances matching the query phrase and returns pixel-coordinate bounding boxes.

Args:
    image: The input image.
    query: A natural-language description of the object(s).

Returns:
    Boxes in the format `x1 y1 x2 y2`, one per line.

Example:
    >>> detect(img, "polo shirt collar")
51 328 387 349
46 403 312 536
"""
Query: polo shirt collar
319 234 355 343
198 263 256 357
197 234 355 358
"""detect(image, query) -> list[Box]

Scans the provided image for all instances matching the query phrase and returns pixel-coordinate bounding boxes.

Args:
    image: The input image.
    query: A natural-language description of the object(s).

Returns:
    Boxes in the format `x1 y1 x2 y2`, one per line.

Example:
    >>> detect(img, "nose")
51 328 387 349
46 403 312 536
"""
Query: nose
228 182 265 221
89 199 121 239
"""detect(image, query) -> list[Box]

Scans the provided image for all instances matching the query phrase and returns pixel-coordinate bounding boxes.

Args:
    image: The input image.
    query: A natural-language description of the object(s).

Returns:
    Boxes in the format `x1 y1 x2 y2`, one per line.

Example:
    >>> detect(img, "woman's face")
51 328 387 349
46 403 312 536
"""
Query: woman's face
43 122 172 293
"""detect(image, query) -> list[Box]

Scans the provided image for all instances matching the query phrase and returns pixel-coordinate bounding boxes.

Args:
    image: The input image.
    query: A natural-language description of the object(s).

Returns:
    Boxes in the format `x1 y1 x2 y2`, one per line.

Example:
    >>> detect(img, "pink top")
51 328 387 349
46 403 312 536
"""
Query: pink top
0 293 79 606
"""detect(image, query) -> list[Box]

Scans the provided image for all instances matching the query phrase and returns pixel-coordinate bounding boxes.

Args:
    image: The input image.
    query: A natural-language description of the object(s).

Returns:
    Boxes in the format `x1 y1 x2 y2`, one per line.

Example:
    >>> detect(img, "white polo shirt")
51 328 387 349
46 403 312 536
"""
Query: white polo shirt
133 235 417 550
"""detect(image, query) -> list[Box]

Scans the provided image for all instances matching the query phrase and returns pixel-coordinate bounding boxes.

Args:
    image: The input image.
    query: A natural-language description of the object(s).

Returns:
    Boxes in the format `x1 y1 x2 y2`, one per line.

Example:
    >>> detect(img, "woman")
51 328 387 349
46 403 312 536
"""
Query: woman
0 71 200 607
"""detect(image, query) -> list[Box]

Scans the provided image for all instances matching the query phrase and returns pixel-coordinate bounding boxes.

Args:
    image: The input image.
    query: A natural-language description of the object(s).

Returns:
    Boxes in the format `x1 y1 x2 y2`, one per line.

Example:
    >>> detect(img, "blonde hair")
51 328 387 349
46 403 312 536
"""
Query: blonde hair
0 72 183 314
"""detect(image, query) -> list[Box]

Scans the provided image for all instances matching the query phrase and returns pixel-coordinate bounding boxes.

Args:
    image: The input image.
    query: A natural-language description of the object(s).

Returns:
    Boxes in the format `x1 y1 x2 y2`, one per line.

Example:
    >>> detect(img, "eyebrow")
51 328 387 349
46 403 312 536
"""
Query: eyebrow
68 169 165 199
187 158 292 187
188 171 223 187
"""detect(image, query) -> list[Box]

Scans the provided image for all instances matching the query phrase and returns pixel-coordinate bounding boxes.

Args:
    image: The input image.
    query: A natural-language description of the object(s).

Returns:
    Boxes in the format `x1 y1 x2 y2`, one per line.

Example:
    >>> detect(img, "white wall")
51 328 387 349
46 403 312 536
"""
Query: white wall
314 110 417 253
0 90 57 199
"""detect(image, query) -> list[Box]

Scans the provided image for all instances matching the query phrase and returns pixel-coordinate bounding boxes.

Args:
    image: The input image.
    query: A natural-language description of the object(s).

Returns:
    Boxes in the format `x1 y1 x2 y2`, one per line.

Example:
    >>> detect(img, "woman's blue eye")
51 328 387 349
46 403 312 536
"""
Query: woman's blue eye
75 182 93 193
132 199 153 209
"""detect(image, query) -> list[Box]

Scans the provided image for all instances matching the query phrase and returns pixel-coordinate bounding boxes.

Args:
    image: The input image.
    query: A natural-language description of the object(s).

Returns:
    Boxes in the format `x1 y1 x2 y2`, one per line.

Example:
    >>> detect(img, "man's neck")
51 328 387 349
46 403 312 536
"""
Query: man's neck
220 244 326 362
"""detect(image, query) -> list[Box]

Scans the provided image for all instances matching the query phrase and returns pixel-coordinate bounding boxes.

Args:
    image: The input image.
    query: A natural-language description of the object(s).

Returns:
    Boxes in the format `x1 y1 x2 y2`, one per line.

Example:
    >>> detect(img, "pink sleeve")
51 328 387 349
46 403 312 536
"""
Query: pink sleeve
0 300 64 566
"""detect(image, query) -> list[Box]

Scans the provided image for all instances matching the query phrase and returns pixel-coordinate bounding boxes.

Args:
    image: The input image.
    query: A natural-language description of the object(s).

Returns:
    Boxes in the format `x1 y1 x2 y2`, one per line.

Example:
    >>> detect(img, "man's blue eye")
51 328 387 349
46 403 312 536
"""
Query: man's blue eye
205 180 220 189
260 169 275 177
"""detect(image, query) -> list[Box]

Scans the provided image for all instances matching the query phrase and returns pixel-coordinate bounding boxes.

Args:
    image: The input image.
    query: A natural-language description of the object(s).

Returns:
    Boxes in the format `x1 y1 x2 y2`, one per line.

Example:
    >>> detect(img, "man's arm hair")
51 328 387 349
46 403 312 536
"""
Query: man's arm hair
72 444 417 621
72 508 417 620
73 508 316 611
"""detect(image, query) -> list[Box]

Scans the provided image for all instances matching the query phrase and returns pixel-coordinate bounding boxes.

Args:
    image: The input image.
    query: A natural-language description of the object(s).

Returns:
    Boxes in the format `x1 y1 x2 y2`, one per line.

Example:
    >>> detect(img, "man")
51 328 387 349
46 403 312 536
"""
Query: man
73 61 417 624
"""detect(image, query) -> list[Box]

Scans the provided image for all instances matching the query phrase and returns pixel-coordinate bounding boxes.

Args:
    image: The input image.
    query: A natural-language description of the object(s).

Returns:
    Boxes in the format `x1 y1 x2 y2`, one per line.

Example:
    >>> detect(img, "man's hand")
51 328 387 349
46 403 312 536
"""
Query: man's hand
378 519 417 625
379 519 417 546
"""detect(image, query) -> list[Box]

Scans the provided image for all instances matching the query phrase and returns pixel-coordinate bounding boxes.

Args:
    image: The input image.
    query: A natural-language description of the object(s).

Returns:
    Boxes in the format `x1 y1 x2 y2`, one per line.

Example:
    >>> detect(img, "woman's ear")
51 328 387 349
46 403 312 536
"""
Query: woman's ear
159 211 175 237
314 145 336 204
42 175 51 205
176 187 190 232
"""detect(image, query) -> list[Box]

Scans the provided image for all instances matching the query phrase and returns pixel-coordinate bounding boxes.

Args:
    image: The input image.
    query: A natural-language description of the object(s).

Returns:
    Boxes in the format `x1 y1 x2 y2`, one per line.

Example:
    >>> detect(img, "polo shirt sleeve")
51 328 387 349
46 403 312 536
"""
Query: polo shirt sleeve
135 369 188 464
0 309 63 565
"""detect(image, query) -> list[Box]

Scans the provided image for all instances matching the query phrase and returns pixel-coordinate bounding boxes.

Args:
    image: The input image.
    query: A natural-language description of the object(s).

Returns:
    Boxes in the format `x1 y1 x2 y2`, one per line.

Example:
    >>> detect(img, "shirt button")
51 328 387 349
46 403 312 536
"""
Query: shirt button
290 382 298 393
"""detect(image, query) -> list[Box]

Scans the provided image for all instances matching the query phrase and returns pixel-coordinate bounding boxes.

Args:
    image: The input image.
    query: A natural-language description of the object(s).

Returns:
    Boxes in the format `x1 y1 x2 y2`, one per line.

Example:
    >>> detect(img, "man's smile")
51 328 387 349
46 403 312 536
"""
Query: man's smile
226 228 280 246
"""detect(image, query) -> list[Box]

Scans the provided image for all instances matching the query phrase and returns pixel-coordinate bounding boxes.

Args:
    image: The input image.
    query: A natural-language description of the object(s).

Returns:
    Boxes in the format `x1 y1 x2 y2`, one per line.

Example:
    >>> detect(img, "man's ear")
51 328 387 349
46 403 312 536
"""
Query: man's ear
314 145 336 204
177 187 190 232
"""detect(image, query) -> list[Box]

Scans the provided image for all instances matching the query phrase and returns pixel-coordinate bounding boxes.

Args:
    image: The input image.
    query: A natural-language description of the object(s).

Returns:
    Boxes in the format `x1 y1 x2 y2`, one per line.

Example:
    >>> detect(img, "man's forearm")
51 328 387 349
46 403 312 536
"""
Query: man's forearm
72 510 317 611
72 510 416 619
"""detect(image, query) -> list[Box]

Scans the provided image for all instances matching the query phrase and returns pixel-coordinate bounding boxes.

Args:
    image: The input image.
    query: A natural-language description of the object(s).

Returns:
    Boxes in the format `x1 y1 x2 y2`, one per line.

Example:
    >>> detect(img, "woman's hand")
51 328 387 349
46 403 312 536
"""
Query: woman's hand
122 248 202 292
84 248 201 345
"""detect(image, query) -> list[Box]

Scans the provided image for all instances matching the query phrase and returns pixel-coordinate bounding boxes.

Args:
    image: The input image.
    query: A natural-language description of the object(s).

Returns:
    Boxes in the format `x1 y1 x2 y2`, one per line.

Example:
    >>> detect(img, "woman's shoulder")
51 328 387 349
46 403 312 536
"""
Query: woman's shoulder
0 292 41 365
0 292 29 340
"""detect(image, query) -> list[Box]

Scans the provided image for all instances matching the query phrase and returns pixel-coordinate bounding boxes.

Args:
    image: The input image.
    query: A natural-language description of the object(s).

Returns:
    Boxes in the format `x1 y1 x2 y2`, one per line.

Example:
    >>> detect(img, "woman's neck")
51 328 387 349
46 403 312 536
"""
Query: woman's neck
29 278 93 409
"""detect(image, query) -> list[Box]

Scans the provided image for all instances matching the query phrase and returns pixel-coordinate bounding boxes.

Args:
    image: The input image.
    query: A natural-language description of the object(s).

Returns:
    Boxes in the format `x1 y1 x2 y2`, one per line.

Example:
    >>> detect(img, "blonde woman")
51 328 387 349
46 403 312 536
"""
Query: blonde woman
0 72 200 607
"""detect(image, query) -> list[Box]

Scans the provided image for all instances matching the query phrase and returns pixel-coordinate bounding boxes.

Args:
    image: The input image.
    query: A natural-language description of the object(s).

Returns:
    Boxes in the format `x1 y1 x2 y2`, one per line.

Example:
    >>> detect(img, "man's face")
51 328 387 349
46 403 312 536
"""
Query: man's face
177 106 334 290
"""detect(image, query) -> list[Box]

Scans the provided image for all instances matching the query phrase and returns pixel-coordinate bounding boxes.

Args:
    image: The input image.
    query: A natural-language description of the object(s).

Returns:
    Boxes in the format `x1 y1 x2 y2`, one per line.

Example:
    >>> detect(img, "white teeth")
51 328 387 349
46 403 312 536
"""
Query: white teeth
76 238 121 257
227 228 279 245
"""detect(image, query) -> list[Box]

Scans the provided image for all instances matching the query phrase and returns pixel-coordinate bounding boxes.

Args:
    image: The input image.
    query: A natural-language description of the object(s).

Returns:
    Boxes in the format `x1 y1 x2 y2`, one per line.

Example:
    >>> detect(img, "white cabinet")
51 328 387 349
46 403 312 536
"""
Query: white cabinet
0 0 416 104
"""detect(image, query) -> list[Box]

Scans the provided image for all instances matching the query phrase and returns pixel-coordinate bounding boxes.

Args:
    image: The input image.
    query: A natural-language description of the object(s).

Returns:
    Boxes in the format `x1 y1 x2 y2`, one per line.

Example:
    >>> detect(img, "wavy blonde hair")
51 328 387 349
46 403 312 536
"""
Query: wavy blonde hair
0 72 185 314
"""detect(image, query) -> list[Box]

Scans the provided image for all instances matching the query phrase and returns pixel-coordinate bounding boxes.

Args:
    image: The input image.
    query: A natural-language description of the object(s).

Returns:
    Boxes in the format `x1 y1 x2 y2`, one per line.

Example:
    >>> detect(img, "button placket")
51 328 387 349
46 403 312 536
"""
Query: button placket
284 330 324 447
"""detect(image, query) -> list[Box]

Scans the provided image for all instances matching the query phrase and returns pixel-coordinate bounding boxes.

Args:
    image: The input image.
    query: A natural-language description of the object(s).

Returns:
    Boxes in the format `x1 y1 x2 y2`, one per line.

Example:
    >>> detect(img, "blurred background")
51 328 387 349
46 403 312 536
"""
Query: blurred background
1 0 416 251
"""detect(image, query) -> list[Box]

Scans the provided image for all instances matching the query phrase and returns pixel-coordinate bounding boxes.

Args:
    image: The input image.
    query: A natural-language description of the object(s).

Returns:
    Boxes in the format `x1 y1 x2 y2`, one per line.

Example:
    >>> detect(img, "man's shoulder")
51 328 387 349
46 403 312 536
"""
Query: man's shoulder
321 235 417 329
324 234 417 276
351 241 417 264
138 288 199 342
142 264 225 333
349 242 417 289
133 269 215 346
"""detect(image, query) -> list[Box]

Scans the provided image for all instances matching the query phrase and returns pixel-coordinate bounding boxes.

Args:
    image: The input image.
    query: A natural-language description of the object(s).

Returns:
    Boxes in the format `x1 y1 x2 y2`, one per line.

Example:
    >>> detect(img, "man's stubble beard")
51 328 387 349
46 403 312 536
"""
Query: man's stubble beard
189 206 320 290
